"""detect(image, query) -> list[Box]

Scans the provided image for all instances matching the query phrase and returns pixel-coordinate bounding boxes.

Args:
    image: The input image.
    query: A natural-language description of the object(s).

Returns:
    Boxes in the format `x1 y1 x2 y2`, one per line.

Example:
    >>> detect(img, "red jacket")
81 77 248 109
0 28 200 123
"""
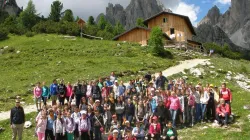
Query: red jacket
149 123 161 134
216 104 230 115
124 136 136 140
108 135 119 140
220 88 232 101
163 95 171 109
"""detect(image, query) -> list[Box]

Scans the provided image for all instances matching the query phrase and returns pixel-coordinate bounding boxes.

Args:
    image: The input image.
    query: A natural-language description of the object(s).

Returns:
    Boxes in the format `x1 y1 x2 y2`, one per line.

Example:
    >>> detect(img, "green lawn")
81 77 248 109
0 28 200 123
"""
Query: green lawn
0 34 184 111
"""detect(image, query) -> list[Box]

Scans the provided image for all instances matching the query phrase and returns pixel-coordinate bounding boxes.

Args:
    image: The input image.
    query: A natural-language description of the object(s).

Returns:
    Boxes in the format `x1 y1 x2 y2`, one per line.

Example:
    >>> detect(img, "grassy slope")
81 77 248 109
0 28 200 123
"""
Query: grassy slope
0 34 184 111
1 34 249 139
169 58 250 140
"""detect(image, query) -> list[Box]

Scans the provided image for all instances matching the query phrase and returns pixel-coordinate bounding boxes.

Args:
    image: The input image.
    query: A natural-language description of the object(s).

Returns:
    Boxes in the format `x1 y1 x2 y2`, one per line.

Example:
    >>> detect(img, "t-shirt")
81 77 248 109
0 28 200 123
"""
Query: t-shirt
167 129 174 137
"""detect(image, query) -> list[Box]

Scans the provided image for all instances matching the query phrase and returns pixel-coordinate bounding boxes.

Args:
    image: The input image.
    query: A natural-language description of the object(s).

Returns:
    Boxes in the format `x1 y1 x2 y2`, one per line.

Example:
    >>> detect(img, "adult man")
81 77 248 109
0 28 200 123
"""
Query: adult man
156 71 168 90
74 80 83 108
50 79 58 106
92 81 101 102
10 98 25 140
216 98 230 128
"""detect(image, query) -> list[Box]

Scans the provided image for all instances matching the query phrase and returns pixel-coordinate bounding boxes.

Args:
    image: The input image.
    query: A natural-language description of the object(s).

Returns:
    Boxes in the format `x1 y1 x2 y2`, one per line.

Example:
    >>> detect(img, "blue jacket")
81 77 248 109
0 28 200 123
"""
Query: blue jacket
50 83 58 95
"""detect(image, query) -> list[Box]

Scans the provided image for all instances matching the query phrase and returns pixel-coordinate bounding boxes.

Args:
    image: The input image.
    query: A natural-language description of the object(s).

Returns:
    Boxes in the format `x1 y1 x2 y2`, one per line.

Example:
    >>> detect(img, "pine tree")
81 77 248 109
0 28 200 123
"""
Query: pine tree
61 9 74 22
48 0 63 22
18 0 37 29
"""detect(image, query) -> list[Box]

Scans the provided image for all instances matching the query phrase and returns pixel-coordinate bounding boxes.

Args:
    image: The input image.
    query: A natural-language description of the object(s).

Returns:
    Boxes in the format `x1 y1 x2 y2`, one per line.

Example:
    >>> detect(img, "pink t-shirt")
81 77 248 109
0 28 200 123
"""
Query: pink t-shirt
36 119 47 133
66 85 73 97
34 87 42 98
169 96 181 111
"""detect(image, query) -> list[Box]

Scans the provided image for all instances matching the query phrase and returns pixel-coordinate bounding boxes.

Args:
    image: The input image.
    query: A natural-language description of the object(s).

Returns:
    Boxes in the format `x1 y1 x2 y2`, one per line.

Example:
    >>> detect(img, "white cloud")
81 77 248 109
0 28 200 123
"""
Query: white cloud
16 0 200 26
173 2 200 27
215 0 231 5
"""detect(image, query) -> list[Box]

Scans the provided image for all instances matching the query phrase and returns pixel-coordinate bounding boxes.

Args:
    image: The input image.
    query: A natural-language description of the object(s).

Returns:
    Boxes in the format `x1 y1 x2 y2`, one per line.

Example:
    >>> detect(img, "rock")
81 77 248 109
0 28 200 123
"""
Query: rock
117 43 121 47
209 66 215 69
211 122 220 128
20 102 25 104
226 75 232 80
16 50 20 54
202 126 208 129
190 68 204 77
244 105 250 110
24 121 32 128
182 76 188 80
227 71 232 75
1 0 21 16
234 74 245 81
96 0 164 29
197 0 250 50
3 46 8 49
210 71 216 74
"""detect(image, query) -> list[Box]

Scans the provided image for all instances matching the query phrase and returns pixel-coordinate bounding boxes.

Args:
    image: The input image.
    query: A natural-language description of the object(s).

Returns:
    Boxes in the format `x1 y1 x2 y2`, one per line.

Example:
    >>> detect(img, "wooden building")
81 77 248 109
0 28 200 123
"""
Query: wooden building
113 10 202 49
113 26 170 46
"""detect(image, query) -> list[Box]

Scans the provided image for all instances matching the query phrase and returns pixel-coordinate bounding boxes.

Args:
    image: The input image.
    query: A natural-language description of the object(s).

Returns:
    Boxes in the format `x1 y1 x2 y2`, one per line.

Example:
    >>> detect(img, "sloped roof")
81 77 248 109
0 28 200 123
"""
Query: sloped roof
143 11 196 35
113 26 171 41
113 26 150 40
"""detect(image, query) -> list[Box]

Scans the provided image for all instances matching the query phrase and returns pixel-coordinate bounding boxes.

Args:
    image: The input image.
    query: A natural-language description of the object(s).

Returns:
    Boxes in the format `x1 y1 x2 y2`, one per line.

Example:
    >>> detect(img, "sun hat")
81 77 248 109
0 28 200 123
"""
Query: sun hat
95 100 100 103
113 129 119 133
80 110 87 115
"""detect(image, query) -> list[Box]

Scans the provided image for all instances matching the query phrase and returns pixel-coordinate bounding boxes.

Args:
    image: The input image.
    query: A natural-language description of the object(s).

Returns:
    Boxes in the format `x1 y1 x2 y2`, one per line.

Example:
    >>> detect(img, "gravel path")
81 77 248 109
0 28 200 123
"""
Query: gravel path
0 59 209 121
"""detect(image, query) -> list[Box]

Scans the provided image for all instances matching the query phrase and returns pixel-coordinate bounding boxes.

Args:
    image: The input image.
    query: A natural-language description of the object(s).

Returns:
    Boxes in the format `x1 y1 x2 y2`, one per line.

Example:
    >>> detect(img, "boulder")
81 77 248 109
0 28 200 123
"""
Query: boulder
24 121 32 128
209 66 215 69
234 74 245 81
243 105 250 110
226 75 232 80
16 50 20 54
190 68 204 77
3 46 8 49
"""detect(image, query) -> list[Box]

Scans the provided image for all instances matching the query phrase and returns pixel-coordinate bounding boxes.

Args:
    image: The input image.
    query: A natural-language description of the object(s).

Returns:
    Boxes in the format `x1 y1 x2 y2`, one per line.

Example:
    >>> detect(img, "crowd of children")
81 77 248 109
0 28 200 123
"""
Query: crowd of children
33 71 233 140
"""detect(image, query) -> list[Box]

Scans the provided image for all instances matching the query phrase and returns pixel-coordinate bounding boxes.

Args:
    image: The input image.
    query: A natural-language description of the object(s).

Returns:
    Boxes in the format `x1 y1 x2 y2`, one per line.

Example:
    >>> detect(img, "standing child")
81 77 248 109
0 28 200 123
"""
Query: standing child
34 82 42 112
78 110 91 140
53 111 66 140
36 111 47 140
103 104 112 134
65 112 75 140
187 89 195 127
41 82 49 106
66 82 73 104
93 109 104 140
71 106 81 140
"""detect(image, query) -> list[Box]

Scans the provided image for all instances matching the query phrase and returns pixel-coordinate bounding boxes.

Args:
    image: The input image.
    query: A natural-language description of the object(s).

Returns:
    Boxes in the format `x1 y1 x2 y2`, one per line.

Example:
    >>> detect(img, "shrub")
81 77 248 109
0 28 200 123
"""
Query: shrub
0 27 8 40
25 31 35 37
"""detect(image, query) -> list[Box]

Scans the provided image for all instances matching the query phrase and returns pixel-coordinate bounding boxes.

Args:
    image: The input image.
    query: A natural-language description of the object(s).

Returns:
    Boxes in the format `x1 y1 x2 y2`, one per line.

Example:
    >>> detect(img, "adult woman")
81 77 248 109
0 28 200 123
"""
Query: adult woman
169 91 181 128
115 96 125 125
163 122 178 140
36 111 47 140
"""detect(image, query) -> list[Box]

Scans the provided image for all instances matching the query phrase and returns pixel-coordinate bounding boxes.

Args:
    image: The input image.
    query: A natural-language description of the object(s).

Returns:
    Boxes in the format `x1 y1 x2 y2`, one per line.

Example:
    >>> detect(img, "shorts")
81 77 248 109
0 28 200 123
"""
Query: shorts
51 95 58 101
34 97 42 103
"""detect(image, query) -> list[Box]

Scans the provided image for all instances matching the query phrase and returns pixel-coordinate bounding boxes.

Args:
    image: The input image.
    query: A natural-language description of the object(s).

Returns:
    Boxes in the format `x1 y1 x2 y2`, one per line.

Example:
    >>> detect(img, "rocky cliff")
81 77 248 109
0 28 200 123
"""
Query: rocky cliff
0 0 21 16
96 0 164 29
197 0 250 50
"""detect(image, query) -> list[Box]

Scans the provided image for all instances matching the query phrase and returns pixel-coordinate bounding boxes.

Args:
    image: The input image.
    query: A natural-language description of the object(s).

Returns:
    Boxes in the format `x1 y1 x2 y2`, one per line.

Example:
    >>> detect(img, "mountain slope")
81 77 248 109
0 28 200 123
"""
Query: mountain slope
197 0 250 50
96 0 164 29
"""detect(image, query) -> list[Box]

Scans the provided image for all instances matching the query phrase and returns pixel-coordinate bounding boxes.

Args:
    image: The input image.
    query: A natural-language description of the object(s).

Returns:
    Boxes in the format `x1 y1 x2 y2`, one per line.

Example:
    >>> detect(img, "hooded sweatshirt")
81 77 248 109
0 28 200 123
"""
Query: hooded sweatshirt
169 96 181 111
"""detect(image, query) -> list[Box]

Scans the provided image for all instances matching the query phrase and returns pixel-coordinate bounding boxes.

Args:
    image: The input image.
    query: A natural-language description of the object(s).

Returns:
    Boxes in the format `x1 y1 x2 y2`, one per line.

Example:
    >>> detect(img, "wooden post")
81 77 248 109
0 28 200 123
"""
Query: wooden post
77 18 85 38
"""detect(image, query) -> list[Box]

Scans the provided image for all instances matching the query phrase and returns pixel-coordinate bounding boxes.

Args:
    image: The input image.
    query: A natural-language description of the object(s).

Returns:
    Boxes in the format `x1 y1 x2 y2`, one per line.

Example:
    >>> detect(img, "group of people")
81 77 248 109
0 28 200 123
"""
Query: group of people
10 71 233 140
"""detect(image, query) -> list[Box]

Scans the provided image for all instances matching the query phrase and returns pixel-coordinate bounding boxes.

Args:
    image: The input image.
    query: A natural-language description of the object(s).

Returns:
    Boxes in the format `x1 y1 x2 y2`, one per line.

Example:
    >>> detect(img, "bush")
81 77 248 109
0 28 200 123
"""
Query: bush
25 31 35 37
0 27 8 40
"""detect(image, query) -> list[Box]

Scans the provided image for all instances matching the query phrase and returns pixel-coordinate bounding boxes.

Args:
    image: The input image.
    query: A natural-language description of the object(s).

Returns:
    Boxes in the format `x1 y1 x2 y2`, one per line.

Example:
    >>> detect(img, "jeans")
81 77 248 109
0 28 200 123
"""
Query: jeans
216 113 229 125
170 109 177 127
126 115 133 123
201 104 207 121
117 113 123 125
187 106 195 125
195 103 201 122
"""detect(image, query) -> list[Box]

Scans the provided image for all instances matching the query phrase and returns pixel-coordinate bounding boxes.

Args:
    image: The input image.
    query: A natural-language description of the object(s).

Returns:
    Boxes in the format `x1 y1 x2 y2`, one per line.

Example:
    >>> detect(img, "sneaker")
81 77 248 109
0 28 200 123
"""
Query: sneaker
191 123 194 127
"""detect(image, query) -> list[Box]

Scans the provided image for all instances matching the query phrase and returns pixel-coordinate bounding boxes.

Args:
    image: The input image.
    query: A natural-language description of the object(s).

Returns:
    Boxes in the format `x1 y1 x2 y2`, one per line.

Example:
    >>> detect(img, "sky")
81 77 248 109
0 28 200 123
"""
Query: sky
16 0 231 27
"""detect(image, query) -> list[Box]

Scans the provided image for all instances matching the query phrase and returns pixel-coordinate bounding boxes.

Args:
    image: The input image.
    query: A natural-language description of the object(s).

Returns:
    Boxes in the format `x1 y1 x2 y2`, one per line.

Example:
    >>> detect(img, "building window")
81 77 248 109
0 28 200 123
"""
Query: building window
163 18 167 23
170 28 175 34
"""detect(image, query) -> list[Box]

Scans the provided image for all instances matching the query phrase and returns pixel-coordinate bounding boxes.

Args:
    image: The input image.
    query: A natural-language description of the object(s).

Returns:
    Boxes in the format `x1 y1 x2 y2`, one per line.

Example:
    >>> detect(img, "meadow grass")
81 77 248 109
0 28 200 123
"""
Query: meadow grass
0 34 183 111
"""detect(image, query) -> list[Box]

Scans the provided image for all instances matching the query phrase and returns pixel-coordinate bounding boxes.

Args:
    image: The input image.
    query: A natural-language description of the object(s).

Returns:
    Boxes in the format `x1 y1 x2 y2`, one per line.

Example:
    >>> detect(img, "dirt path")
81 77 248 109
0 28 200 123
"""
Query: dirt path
0 59 209 121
